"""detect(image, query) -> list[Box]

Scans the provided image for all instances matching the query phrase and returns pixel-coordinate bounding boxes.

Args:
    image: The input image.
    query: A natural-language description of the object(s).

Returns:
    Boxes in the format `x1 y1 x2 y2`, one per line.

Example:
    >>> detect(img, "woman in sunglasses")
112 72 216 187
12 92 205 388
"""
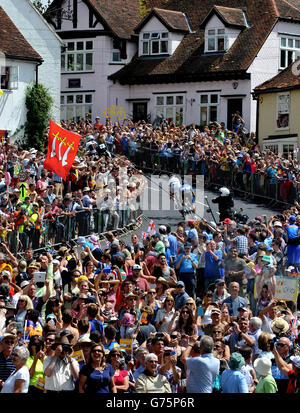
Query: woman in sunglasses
106 349 129 393
1 346 30 393
155 295 175 333
168 306 198 348
26 335 45 393
78 343 116 393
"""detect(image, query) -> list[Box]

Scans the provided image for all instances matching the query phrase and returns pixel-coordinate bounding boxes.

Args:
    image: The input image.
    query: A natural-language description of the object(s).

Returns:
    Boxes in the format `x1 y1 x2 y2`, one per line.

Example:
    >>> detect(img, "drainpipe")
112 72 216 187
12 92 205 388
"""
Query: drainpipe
35 61 43 87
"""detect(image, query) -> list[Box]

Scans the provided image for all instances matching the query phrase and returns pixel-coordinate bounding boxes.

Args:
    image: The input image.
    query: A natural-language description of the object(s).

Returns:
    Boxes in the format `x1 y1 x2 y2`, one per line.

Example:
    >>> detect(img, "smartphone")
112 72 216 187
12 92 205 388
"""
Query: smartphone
197 306 204 317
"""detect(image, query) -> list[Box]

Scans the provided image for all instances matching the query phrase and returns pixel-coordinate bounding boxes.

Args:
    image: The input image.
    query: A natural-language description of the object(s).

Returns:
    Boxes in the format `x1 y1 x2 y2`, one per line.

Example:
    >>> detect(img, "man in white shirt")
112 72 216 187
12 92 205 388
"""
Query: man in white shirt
43 336 79 393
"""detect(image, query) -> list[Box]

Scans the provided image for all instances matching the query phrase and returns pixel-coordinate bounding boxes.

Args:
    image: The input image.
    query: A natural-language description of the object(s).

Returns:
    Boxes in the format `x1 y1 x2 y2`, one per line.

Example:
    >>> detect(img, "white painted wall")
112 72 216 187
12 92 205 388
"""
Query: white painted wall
139 16 184 56
0 0 63 125
56 0 104 31
0 59 36 136
248 20 300 133
108 78 251 128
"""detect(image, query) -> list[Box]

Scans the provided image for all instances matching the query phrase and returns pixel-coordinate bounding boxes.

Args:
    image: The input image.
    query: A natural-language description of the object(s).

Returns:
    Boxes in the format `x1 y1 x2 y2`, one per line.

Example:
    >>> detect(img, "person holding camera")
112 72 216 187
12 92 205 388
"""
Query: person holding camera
43 335 79 393
26 335 45 393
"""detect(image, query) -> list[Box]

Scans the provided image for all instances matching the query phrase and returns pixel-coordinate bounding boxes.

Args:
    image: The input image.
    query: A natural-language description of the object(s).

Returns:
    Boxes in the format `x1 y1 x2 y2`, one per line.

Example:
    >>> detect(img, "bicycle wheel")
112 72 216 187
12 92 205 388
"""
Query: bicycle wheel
117 110 126 121
104 108 113 118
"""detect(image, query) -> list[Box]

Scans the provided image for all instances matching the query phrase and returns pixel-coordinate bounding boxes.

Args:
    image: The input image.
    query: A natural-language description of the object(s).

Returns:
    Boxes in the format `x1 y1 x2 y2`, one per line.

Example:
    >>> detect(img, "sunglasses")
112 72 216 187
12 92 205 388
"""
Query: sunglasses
148 292 156 295
164 353 171 356
170 335 178 339
213 331 222 334
18 300 26 303
111 353 121 357
3 340 15 345
214 345 222 349
276 343 287 347
92 349 103 354
46 338 55 343
186 303 194 306
181 311 189 314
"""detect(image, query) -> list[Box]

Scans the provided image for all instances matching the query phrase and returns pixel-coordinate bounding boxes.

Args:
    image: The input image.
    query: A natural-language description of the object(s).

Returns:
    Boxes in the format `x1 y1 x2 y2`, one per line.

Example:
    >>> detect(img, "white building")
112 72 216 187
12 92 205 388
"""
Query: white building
0 6 43 135
47 0 300 139
0 0 63 132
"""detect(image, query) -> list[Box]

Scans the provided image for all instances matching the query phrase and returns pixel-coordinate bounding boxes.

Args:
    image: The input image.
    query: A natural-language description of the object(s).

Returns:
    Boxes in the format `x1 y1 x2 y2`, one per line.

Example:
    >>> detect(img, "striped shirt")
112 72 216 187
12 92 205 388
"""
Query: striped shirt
0 352 15 381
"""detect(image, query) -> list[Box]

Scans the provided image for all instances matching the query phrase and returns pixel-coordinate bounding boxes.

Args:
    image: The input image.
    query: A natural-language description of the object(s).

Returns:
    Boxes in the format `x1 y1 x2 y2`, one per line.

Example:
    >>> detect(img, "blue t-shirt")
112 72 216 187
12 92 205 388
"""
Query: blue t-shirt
204 250 223 279
175 253 198 273
186 354 220 393
80 363 114 393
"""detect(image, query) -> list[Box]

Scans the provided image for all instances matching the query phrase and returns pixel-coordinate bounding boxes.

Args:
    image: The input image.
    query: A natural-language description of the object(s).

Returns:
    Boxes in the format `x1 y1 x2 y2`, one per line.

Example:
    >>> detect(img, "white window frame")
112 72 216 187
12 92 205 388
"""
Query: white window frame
154 94 185 125
199 93 220 124
140 31 169 56
1 66 18 90
276 92 290 130
205 28 227 52
279 35 300 69
60 93 93 122
263 138 297 159
61 40 94 73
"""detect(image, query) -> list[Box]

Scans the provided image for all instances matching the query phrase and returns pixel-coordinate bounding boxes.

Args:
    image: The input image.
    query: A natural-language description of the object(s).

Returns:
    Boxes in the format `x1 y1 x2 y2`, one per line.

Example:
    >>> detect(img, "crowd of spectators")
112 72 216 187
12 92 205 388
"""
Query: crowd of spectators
0 115 299 394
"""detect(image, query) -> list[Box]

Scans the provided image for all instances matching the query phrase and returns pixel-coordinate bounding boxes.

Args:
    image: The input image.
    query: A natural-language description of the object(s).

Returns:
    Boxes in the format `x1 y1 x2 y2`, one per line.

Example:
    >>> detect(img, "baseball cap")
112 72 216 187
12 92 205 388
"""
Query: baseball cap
132 264 141 270
273 221 282 227
176 281 185 287
184 242 192 249
289 216 296 222
215 279 225 285
290 356 300 369
238 306 248 312
154 233 161 238
211 308 221 315
255 216 262 221
223 218 232 224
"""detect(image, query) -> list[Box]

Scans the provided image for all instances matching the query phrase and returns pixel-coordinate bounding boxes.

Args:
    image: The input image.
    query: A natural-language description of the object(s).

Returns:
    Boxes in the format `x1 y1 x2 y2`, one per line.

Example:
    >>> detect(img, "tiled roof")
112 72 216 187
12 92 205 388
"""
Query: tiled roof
109 0 279 84
134 7 190 33
254 60 300 92
211 6 247 28
0 7 42 62
275 0 300 21
89 0 142 39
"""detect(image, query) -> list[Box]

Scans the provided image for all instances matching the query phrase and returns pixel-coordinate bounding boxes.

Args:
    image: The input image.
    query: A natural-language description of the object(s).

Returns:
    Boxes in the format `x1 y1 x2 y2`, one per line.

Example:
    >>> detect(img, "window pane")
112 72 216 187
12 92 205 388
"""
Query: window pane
66 106 74 121
67 54 75 71
281 38 286 47
166 96 173 105
176 96 183 105
86 41 93 50
201 95 208 104
67 42 74 51
86 53 93 70
287 50 293 66
210 94 218 103
77 42 84 50
208 38 215 51
208 29 215 35
85 105 92 118
152 41 159 53
76 54 84 71
218 37 224 51
280 50 286 68
156 107 164 121
151 33 159 38
288 38 293 48
76 95 83 104
218 29 225 34
161 41 168 53
143 33 150 39
142 42 149 55
60 106 64 121
176 107 183 125
61 54 65 70
166 107 173 121
162 32 168 38
156 96 164 105
200 106 207 123
85 95 92 103
76 105 83 122
296 39 300 48
210 106 217 122
112 51 121 62
67 95 74 104
60 95 64 104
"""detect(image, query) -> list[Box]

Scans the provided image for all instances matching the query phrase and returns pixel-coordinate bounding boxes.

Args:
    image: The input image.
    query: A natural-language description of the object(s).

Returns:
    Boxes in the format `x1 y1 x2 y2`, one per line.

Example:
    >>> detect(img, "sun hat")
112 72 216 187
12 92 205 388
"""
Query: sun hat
254 357 272 376
228 352 245 370
261 255 271 263
271 318 289 334
290 356 300 369
1 333 17 342
273 221 282 227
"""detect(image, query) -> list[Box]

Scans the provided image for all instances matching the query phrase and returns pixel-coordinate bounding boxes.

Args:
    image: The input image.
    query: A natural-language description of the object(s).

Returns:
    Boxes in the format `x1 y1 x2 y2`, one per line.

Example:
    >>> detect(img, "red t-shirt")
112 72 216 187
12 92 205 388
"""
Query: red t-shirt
114 369 128 386
94 122 103 131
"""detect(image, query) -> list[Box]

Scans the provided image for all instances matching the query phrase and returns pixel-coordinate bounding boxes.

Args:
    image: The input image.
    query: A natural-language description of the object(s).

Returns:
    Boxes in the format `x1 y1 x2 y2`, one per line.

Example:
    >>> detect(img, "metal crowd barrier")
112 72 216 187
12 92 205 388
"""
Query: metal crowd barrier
126 146 298 207
6 205 143 254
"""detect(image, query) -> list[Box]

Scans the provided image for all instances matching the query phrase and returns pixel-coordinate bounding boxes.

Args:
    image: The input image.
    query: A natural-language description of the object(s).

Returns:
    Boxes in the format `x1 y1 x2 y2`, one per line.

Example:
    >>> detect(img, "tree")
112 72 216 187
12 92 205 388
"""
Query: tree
32 0 52 14
24 84 53 152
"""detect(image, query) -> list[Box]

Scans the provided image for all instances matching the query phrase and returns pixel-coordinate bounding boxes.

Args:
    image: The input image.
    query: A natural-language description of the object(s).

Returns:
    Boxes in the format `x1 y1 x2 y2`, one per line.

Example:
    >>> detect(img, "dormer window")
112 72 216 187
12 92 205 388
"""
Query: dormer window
207 28 226 52
141 32 169 55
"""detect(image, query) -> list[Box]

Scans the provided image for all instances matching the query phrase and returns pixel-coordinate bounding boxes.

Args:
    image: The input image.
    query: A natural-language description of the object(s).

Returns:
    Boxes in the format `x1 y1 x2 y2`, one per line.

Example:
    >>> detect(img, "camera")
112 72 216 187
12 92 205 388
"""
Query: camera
62 345 72 354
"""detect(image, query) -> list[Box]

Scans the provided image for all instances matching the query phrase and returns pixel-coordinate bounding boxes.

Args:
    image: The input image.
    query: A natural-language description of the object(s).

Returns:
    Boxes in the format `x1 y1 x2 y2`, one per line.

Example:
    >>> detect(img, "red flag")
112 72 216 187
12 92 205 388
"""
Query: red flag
43 121 81 181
